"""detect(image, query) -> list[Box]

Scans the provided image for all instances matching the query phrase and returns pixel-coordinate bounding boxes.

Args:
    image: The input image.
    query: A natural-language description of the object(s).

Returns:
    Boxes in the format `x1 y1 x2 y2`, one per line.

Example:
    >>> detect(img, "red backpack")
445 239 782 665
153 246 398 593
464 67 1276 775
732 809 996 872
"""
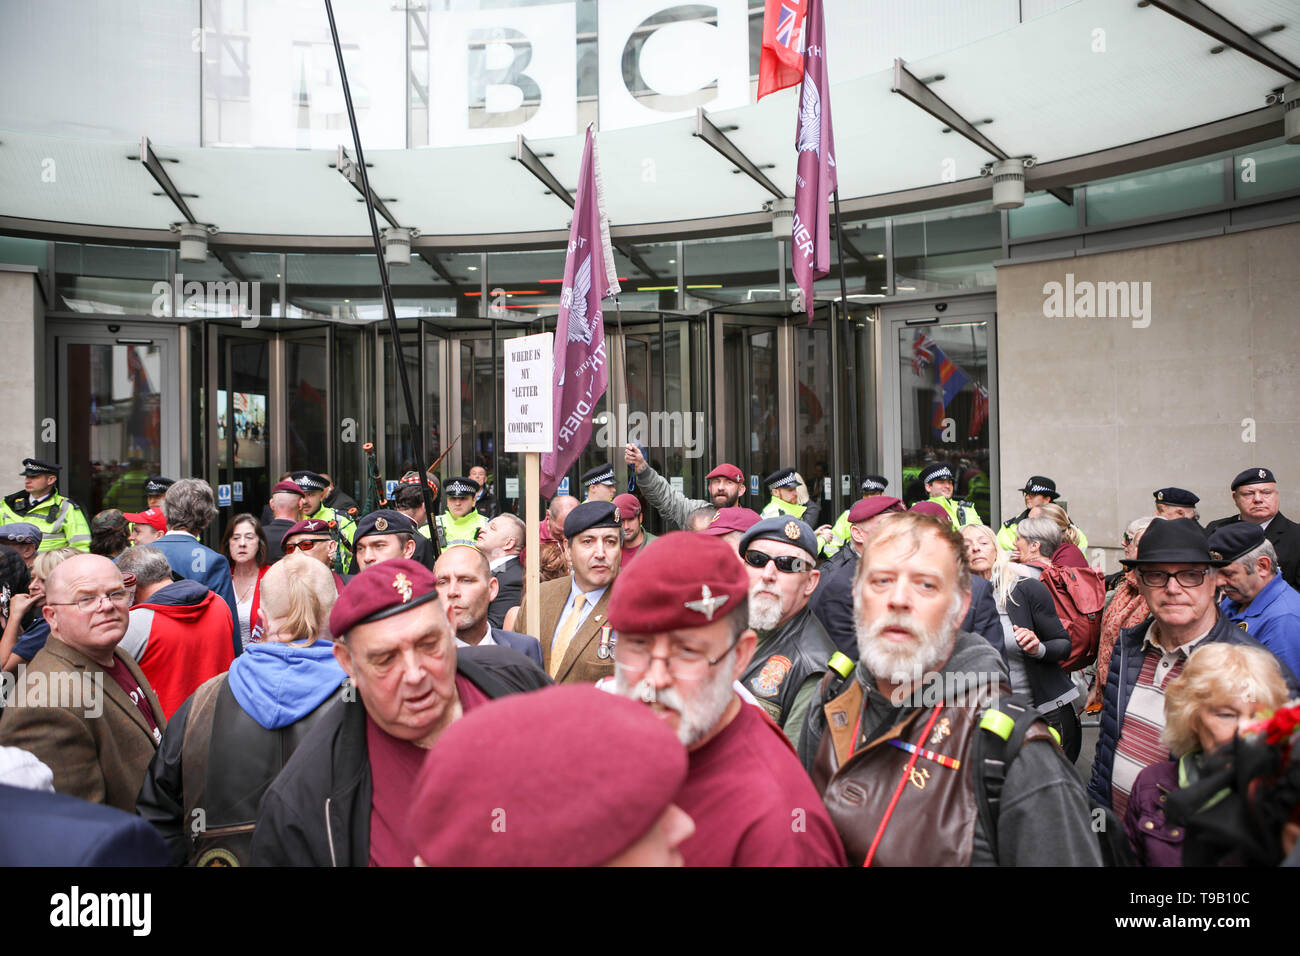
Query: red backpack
1037 564 1107 671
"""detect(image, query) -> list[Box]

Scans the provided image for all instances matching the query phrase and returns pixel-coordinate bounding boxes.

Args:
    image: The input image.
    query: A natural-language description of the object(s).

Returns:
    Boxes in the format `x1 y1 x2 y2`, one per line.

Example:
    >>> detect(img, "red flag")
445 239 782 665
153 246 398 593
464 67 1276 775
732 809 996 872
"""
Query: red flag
758 0 807 100
969 382 989 438
791 0 836 322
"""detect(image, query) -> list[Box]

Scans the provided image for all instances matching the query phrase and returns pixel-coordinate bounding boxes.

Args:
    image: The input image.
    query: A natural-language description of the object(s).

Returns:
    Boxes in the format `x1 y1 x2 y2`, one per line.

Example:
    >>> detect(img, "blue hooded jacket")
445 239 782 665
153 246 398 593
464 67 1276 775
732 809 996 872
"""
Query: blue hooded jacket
226 639 346 730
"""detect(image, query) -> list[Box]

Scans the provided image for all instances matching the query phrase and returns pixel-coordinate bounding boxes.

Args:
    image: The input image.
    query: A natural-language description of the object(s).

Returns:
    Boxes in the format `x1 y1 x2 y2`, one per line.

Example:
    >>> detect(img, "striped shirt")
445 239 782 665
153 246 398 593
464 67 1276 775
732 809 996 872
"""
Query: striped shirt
1110 625 1212 818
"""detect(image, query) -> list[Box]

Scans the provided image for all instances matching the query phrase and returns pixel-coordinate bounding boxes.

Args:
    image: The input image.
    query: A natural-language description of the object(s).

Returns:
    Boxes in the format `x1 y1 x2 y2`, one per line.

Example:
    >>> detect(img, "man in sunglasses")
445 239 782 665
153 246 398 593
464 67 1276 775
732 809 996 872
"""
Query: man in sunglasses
735 517 837 746
606 533 845 866
1088 517 1300 817
281 519 347 594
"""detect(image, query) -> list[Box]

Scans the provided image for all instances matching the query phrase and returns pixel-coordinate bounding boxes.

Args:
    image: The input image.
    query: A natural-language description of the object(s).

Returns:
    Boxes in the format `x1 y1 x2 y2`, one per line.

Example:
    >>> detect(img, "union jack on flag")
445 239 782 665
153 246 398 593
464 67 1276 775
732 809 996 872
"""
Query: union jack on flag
911 331 936 376
775 3 799 48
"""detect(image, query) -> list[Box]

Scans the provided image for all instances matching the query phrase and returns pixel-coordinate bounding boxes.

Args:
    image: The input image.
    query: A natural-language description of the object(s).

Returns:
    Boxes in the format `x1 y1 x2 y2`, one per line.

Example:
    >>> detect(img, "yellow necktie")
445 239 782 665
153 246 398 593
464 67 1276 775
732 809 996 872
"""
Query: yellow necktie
549 593 586 678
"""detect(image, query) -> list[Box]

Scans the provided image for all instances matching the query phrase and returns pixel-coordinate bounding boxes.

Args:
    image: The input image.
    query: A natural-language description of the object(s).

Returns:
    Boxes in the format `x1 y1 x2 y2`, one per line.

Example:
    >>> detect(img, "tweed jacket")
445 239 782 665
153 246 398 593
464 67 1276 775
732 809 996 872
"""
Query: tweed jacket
0 635 165 812
517 574 616 684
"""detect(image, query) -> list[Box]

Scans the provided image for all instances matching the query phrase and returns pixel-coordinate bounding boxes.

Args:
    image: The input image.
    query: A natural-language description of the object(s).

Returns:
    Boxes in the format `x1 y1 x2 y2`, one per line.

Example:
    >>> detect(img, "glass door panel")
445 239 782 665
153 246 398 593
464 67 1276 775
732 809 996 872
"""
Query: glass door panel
217 333 271 527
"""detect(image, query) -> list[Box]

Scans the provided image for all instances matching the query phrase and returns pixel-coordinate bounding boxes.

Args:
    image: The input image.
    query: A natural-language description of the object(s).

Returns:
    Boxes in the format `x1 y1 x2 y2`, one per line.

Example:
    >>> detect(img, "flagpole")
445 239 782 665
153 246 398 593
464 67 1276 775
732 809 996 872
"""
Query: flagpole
832 187 862 482
324 0 440 557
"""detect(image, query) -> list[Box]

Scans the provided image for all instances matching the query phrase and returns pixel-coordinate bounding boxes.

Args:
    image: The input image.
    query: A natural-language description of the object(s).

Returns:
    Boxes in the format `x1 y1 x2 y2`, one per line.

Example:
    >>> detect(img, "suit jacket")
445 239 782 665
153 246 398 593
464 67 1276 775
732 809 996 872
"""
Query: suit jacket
517 574 615 684
149 532 241 655
0 636 166 813
487 555 523 629
0 783 171 865
489 627 544 669
1205 511 1300 590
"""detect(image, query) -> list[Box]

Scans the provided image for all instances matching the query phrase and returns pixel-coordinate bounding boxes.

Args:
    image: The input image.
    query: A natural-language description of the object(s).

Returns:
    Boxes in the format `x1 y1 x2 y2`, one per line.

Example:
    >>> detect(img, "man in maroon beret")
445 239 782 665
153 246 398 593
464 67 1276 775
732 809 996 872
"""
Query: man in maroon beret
810 497 906 659
608 533 845 866
250 558 551 866
280 518 346 592
625 444 746 530
613 493 656 567
697 506 762 552
409 684 694 866
264 479 305 563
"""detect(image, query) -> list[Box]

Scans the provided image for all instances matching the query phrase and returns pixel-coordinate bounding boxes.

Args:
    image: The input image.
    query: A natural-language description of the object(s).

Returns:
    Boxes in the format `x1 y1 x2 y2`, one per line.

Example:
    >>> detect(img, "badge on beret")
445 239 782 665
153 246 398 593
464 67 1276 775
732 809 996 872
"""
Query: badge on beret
1260 469 1268 479
375 516 388 531
1156 491 1164 501
784 521 801 540
612 507 621 522
393 572 413 603
684 584 728 622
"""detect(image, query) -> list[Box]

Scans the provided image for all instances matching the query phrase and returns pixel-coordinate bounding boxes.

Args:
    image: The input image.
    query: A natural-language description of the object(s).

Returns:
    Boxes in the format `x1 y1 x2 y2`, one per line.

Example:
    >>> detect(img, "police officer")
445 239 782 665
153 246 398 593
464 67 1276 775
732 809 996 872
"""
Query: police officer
581 465 618 503
144 476 175 511
823 475 888 558
292 470 357 569
921 462 981 532
101 458 150 512
996 475 1059 549
759 468 819 525
437 476 489 547
0 459 91 553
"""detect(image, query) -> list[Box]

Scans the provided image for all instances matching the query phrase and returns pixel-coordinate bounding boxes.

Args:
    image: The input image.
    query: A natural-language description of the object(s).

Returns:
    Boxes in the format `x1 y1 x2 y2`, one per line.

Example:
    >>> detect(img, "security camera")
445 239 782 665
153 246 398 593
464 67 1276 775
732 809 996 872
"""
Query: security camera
108 324 121 333
934 303 947 313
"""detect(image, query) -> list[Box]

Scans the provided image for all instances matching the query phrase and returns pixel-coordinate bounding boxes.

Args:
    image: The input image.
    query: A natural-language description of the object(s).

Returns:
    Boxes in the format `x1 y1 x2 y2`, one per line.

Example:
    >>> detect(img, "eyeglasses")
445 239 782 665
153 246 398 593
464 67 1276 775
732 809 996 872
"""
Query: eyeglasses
283 538 331 554
47 589 130 611
743 549 812 574
1137 569 1211 589
614 634 741 679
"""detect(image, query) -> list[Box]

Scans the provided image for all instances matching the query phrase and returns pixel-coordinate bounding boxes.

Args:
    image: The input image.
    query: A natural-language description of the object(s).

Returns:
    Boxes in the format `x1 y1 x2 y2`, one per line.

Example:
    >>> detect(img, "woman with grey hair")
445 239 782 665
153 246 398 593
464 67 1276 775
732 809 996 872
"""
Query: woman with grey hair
1011 516 1062 578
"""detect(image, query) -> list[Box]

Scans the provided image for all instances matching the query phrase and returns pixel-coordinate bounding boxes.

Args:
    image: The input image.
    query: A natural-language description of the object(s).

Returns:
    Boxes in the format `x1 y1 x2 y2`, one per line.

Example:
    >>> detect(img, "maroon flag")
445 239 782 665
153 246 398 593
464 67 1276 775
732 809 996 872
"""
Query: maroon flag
791 0 835 323
541 124 621 498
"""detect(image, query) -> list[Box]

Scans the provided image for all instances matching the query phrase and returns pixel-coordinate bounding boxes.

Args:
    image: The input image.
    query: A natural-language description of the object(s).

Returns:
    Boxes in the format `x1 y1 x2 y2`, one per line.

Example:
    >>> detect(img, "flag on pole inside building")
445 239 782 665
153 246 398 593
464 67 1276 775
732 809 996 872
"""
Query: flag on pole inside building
969 382 989 437
929 345 970 439
758 0 808 100
791 0 835 323
911 330 936 377
541 124 621 498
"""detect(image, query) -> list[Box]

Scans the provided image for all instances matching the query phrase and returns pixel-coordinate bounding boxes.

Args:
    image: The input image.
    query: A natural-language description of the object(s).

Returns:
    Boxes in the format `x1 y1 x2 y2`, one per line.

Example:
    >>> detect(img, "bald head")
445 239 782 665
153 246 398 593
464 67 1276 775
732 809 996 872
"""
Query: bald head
547 495 580 538
43 554 129 667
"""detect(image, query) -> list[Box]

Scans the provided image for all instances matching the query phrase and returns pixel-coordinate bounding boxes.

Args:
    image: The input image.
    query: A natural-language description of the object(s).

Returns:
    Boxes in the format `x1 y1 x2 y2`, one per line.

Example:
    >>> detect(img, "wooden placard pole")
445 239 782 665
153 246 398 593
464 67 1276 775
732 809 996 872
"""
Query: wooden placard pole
525 452 541 641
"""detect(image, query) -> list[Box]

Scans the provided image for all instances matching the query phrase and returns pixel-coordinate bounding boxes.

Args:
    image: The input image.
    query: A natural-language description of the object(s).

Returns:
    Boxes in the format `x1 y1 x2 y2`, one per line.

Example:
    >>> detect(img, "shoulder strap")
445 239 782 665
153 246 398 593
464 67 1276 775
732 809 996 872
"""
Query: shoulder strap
972 694 1058 860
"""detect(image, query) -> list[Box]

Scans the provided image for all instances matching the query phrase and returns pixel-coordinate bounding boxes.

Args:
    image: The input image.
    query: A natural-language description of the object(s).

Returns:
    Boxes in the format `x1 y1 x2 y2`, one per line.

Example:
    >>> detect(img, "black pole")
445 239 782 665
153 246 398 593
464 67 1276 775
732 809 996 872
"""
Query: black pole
832 187 862 483
324 0 439 558
491 316 500 516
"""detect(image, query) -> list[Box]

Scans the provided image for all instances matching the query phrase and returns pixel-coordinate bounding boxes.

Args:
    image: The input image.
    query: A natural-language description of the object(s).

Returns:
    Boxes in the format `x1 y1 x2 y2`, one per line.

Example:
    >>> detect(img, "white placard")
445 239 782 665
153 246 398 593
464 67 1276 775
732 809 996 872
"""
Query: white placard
823 477 832 499
506 477 520 498
504 332 554 453
841 475 851 495
669 476 684 494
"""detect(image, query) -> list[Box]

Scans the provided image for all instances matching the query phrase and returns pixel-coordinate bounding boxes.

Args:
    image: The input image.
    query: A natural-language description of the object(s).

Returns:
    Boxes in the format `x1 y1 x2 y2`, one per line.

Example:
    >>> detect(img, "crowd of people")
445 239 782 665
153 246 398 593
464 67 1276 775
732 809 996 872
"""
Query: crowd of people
0 449 1297 868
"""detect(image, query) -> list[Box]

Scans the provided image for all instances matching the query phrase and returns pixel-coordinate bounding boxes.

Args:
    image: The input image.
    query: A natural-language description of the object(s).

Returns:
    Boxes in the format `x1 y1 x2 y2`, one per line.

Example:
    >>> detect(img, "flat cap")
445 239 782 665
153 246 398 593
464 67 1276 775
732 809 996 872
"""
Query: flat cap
849 496 905 524
705 463 745 484
764 467 798 490
609 532 749 632
1018 476 1060 499
271 479 305 497
292 470 328 492
330 557 440 638
0 523 42 546
582 465 617 488
123 508 167 533
1154 487 1199 507
19 458 59 477
1231 467 1276 491
143 476 175 496
612 493 641 517
737 516 817 560
698 507 761 537
443 476 480 498
919 462 955 485
1208 523 1267 564
860 474 888 493
564 501 621 539
408 685 687 866
355 509 417 541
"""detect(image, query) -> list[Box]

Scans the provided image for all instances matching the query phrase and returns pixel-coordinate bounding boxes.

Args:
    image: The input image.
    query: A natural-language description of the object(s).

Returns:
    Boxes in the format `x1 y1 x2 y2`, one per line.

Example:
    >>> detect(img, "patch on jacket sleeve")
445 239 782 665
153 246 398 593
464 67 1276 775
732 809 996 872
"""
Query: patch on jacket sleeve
750 654 793 697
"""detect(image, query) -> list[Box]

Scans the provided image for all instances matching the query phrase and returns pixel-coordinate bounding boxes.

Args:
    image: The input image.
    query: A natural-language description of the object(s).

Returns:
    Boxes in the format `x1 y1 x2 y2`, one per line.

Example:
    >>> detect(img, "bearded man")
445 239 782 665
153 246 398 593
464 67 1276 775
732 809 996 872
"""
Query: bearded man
800 511 1100 866
608 533 844 866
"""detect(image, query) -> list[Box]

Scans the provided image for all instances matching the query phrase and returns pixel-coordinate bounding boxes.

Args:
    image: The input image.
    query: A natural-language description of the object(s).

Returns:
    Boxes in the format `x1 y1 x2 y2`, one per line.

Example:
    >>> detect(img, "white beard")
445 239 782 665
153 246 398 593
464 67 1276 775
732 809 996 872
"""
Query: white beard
613 653 737 748
748 590 783 632
855 597 962 687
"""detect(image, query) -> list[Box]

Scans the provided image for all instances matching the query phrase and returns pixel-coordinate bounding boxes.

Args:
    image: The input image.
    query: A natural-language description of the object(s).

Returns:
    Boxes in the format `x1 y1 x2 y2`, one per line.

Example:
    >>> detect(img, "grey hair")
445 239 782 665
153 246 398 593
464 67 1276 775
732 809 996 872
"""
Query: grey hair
1125 515 1157 542
115 545 173 589
1016 516 1062 556
1232 539 1279 577
163 478 218 533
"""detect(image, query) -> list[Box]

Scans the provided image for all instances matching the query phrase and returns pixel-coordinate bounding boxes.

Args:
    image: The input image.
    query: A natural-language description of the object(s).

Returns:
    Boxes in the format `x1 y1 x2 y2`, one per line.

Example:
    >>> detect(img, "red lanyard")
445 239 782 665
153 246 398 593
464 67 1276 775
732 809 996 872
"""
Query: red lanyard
861 705 945 867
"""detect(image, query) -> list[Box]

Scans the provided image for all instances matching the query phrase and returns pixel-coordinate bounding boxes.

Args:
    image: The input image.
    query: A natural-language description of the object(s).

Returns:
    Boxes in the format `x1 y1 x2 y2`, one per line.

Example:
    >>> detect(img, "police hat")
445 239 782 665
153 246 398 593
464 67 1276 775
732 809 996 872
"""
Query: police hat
1154 487 1199 507
563 501 620 539
764 467 798 490
292 470 329 492
1207 523 1266 564
1231 468 1276 491
444 476 480 498
19 458 59 478
581 465 616 488
919 463 955 485
144 476 175 497
861 474 888 493
354 509 417 541
737 516 818 560
1018 476 1060 499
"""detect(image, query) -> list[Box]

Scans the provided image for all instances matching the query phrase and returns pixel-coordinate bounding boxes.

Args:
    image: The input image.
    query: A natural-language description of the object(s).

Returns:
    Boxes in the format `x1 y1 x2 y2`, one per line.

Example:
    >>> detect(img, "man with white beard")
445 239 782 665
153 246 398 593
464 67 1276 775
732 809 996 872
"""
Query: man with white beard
608 532 844 866
734 517 840 747
800 511 1101 866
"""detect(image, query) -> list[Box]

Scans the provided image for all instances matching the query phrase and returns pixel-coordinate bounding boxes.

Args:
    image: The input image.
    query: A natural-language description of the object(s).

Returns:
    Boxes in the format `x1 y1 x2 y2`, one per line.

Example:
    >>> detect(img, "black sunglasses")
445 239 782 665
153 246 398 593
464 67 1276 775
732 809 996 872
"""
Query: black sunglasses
743 549 812 574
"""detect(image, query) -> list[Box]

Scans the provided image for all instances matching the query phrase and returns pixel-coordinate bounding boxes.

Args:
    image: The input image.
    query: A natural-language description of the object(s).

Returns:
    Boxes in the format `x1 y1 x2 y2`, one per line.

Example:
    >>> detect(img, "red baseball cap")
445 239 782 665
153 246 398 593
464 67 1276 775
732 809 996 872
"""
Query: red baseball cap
329 557 439 638
123 508 167 533
408 685 688 866
608 531 749 633
705 463 744 484
698 506 761 537
848 496 905 524
612 493 642 518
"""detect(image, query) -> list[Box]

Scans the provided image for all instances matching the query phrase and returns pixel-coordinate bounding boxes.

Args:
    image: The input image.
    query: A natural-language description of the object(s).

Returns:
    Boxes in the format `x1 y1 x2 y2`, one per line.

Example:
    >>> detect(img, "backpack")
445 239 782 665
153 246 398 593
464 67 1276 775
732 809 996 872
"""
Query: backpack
1037 564 1106 670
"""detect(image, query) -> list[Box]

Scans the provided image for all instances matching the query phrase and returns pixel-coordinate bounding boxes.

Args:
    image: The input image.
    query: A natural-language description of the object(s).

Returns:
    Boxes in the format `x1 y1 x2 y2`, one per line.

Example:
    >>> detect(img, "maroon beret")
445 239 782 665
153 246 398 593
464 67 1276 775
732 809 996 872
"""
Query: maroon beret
909 501 950 519
705 463 744 483
608 532 748 633
698 506 761 537
329 557 439 638
271 480 305 497
612 493 641 517
282 518 332 540
849 496 904 524
408 685 687 866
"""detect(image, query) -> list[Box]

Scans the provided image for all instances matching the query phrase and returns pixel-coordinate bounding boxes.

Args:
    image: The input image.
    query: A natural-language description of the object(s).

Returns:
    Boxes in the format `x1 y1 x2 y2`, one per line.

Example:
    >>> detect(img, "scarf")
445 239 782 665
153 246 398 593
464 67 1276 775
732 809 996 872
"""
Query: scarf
1096 574 1150 690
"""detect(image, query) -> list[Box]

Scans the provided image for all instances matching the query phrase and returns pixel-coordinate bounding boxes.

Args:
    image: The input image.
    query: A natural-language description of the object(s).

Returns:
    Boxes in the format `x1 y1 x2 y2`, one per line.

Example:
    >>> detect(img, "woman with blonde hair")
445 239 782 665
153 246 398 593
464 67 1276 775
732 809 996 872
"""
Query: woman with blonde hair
1029 502 1088 567
137 553 348 865
1124 642 1289 866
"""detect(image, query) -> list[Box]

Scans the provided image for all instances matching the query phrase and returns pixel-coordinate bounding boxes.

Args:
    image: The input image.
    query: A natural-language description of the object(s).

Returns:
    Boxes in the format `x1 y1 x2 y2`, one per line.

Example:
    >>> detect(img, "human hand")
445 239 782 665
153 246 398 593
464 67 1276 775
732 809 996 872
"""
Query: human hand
624 443 647 475
1013 625 1041 655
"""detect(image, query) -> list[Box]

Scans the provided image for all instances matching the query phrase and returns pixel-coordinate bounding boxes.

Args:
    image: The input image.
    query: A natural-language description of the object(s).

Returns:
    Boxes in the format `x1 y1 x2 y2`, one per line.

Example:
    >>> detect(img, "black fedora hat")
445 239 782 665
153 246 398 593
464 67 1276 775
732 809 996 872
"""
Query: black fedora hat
1120 517 1228 568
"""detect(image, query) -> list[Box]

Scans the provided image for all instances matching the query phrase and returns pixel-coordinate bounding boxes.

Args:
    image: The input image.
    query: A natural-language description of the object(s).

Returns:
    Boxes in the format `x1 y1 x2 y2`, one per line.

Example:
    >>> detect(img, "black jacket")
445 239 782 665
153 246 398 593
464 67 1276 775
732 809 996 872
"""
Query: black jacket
963 575 1005 664
487 556 523 629
742 607 836 730
810 547 858 658
1204 511 1300 590
249 645 551 866
1002 577 1074 708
